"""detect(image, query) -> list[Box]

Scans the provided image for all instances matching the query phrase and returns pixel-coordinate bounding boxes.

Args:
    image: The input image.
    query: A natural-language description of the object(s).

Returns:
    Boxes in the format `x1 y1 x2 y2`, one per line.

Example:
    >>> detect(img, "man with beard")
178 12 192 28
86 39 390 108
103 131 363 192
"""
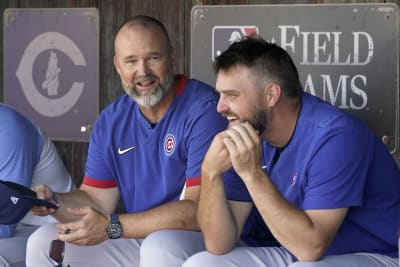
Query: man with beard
140 38 400 267
25 15 226 267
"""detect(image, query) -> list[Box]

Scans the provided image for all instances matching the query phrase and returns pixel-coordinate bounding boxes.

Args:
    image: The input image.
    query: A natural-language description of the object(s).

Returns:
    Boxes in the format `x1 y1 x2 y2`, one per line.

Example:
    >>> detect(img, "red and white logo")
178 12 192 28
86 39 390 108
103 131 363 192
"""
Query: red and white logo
212 26 259 60
164 134 176 155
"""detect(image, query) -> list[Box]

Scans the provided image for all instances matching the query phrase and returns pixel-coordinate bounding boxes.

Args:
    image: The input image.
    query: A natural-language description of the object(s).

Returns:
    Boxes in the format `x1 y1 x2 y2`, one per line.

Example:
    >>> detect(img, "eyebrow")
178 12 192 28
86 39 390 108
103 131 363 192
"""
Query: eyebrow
121 51 163 60
218 88 240 94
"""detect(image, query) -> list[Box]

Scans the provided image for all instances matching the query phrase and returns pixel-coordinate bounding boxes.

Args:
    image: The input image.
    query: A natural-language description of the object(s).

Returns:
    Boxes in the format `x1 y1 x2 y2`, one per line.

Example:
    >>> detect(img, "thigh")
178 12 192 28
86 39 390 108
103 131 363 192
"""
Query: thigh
0 224 38 267
140 230 205 267
26 223 143 267
183 246 294 267
289 253 398 267
63 238 143 267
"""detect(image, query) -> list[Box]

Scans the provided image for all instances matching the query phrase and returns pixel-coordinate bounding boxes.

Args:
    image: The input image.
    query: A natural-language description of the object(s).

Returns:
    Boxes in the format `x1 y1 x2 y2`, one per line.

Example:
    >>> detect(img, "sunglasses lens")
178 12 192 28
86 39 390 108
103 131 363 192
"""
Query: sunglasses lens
49 239 65 263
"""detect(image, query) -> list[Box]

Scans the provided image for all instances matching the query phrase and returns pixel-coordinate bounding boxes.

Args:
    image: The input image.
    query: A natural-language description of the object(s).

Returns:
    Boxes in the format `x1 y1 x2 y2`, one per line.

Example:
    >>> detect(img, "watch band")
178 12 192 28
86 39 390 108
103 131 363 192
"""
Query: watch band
110 213 119 223
106 213 122 239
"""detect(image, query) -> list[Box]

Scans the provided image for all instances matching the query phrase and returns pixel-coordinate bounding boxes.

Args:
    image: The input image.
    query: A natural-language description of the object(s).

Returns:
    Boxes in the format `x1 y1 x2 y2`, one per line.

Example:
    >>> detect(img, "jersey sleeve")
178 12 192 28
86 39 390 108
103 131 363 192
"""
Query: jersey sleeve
184 99 227 187
302 129 368 210
83 115 117 188
0 108 42 236
0 115 41 187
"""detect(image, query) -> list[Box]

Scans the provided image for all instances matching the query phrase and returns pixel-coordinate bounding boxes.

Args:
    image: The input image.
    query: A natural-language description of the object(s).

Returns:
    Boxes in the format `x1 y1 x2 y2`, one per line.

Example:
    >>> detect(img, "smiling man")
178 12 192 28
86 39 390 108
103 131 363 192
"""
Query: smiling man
139 37 400 267
25 15 226 267
190 37 400 267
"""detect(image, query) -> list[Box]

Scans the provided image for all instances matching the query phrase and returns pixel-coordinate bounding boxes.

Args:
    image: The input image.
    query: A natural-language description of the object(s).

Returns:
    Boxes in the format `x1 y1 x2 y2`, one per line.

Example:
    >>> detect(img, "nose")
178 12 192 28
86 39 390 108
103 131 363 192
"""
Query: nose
216 96 228 114
136 60 150 76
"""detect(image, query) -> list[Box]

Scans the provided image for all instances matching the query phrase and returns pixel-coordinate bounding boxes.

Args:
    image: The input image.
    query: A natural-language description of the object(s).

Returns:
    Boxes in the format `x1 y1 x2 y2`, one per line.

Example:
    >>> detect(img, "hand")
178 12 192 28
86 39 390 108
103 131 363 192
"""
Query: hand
31 184 58 216
201 131 233 179
223 122 263 180
56 207 109 246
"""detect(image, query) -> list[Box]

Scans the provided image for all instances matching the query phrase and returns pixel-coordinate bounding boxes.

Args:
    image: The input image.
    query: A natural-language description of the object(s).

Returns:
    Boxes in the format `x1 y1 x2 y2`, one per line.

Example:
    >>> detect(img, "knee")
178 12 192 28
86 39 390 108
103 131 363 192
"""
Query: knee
141 230 205 267
26 224 57 261
288 261 324 267
183 251 224 267
27 223 57 249
141 230 179 257
140 230 185 267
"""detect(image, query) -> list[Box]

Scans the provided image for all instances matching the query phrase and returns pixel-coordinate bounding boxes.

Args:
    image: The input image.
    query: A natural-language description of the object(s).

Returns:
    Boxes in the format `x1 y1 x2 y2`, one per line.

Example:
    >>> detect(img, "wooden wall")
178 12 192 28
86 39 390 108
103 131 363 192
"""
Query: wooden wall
0 0 398 186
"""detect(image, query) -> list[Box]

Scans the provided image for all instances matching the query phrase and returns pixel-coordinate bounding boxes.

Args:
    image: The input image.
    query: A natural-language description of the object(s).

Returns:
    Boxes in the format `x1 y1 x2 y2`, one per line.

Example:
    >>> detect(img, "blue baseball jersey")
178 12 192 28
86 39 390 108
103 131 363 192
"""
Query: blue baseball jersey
0 104 42 238
0 104 75 237
83 75 227 213
224 92 400 258
0 104 41 238
0 104 42 187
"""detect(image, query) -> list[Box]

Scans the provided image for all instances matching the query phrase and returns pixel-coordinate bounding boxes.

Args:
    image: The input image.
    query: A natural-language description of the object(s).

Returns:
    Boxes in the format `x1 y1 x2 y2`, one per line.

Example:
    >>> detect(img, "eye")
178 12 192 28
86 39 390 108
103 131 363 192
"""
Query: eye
226 92 239 100
148 56 160 62
125 59 137 65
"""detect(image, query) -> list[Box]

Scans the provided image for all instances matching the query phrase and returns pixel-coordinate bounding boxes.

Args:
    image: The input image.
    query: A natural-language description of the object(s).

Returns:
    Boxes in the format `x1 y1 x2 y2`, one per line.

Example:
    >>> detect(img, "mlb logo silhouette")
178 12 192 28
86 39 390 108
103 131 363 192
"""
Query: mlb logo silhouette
212 26 259 60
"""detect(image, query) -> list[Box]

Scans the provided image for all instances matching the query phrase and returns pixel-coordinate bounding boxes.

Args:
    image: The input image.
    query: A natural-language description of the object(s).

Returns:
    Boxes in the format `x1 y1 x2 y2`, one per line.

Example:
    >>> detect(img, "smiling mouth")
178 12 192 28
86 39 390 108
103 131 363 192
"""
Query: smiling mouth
136 79 156 87
134 80 159 94
226 115 240 125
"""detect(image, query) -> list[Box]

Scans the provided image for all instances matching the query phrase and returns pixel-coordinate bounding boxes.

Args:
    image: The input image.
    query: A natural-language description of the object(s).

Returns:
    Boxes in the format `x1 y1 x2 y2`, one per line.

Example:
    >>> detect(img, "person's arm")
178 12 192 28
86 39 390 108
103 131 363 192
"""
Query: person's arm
118 185 200 238
224 122 348 261
198 131 253 254
0 106 42 236
48 184 200 246
31 183 120 223
243 169 347 261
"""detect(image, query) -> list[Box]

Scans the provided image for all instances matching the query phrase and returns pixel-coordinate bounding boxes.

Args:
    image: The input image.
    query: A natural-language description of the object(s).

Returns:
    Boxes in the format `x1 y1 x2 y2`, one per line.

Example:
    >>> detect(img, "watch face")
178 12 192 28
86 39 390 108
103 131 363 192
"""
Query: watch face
107 222 122 239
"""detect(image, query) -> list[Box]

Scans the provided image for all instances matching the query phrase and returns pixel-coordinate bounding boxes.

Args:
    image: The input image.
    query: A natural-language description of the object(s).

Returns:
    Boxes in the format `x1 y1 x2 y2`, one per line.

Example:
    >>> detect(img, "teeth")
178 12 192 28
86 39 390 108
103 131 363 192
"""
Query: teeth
226 116 237 121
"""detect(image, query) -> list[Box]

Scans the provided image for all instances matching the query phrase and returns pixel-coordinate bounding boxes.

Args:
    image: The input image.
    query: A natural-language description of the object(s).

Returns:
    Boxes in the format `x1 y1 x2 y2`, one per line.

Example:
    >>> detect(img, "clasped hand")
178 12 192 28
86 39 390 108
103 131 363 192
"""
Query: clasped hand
203 122 262 180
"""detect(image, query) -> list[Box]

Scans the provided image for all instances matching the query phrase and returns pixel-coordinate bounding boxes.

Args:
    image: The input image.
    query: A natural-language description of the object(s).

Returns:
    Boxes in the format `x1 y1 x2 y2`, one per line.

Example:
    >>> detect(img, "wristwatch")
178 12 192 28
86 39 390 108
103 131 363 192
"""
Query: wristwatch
106 214 123 239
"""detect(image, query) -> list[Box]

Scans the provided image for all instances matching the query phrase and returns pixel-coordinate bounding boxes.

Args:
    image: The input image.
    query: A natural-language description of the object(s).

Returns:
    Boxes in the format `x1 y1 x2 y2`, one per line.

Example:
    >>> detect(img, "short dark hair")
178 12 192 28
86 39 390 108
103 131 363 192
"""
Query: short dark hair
115 15 171 48
214 37 302 98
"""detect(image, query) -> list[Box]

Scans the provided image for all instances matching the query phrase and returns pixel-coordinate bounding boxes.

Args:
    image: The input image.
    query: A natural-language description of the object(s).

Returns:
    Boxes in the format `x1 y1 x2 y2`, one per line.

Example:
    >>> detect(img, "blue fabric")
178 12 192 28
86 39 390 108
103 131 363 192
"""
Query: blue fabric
0 224 16 238
0 104 42 237
84 75 227 213
224 92 400 258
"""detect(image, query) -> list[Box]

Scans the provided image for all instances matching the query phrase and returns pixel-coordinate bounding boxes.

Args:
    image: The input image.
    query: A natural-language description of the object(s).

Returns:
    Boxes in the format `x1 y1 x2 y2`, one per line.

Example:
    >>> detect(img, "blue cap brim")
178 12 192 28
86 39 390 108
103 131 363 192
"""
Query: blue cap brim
0 180 59 224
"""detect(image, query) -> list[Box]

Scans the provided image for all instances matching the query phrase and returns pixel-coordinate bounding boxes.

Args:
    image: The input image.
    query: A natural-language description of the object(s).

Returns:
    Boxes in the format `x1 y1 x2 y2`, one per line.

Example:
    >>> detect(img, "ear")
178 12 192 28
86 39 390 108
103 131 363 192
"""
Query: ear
169 47 177 67
264 83 281 107
113 55 121 75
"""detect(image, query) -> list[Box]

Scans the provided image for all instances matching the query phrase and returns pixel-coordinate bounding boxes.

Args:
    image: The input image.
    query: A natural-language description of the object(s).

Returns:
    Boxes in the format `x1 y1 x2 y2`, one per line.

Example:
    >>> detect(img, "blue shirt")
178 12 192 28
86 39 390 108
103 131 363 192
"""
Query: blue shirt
83 75 227 213
0 104 42 237
224 92 400 258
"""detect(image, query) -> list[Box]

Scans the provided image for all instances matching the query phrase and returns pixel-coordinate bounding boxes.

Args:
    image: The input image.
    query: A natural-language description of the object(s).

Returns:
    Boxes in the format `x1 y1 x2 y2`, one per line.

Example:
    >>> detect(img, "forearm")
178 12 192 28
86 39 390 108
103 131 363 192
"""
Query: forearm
53 189 105 223
244 170 328 260
119 199 199 239
198 174 239 254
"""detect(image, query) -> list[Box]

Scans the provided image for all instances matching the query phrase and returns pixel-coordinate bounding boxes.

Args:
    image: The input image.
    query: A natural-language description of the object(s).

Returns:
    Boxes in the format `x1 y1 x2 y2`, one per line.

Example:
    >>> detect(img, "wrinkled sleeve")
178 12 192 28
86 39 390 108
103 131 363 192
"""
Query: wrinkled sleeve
184 99 227 186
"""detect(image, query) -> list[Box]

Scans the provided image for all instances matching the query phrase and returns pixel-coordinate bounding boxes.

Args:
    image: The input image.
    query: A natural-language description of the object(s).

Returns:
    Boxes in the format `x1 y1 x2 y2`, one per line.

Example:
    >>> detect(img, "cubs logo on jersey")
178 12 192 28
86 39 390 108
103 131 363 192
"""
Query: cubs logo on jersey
212 26 259 60
164 134 176 156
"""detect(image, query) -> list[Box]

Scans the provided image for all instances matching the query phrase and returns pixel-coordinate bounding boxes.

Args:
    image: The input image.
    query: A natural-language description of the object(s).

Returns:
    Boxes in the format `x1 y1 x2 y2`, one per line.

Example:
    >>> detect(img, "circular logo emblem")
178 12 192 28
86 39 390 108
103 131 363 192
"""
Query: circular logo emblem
164 134 176 155
16 32 86 117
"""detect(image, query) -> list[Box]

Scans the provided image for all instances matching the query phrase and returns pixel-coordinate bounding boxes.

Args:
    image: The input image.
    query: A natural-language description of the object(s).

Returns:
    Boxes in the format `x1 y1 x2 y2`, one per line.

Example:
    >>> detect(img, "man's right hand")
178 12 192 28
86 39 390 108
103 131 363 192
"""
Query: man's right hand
31 184 59 216
201 131 232 180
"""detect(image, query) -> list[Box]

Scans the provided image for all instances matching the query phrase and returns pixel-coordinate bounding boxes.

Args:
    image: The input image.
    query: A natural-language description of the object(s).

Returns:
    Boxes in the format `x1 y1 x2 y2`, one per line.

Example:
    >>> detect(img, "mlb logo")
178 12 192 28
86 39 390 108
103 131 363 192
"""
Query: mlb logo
212 26 259 60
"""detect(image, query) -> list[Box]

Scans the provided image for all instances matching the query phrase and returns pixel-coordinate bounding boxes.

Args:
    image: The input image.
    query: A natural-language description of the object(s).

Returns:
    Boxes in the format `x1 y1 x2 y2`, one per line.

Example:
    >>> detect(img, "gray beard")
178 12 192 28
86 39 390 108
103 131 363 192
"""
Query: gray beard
121 70 175 107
